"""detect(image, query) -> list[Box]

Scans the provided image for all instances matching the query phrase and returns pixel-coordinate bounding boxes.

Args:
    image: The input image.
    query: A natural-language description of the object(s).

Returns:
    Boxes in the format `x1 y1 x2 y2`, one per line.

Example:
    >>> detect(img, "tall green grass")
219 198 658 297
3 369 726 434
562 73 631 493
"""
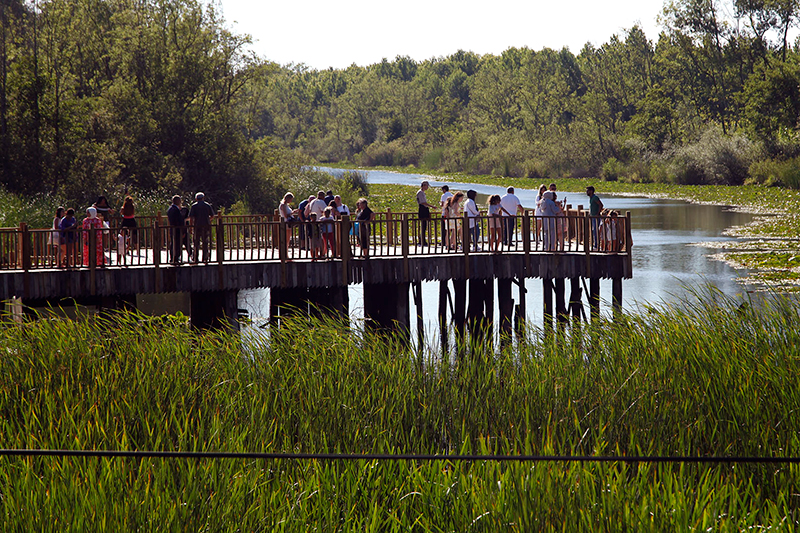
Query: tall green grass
0 292 798 530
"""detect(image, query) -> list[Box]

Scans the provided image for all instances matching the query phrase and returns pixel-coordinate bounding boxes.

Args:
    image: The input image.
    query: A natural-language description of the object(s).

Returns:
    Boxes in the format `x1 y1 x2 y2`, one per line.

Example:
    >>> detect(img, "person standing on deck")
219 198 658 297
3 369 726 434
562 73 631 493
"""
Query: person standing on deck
167 195 184 265
586 186 604 250
416 181 435 246
307 191 328 220
440 185 453 247
334 195 350 217
189 192 215 263
500 187 524 246
465 189 481 251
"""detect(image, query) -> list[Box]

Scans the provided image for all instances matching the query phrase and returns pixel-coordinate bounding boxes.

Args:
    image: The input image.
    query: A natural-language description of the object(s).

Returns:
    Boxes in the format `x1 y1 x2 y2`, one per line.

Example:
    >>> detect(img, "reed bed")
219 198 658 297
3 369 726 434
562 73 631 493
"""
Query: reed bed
0 291 798 530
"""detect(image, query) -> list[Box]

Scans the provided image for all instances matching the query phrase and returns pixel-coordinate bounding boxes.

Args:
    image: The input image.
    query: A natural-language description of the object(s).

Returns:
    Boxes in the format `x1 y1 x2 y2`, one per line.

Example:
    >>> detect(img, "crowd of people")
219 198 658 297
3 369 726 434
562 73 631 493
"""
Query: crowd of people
414 182 616 253
44 183 616 268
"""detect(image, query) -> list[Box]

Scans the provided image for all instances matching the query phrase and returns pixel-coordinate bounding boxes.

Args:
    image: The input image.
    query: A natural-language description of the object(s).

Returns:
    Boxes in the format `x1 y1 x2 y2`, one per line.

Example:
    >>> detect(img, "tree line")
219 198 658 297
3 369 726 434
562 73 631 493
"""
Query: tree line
252 0 800 188
3 0 800 220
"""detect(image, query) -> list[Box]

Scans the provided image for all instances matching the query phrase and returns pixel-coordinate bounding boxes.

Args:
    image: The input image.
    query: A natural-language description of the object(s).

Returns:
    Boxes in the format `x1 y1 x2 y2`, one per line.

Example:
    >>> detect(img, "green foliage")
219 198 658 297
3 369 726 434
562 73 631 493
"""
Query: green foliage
0 292 799 528
601 157 623 181
748 156 800 188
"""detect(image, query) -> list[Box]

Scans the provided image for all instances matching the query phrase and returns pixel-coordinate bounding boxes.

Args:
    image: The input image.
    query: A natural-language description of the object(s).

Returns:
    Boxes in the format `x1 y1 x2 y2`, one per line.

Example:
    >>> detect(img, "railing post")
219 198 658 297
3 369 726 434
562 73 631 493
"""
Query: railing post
401 213 409 281
278 219 287 288
625 211 633 275
340 215 351 286
20 223 30 298
522 212 531 271
463 211 470 279
20 223 31 271
216 217 224 264
88 226 97 295
584 212 591 278
387 208 394 245
153 217 162 292
153 217 161 268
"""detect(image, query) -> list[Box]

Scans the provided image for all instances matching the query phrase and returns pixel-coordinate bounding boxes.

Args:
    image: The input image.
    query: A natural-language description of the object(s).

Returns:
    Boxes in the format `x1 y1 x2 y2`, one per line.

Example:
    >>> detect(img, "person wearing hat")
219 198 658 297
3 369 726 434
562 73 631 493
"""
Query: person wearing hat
188 192 215 263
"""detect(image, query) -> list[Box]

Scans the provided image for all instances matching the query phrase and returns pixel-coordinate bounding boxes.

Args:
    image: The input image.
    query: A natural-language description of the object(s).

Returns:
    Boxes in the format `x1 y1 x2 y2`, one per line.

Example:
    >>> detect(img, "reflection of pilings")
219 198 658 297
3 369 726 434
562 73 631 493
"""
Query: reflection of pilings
364 282 410 341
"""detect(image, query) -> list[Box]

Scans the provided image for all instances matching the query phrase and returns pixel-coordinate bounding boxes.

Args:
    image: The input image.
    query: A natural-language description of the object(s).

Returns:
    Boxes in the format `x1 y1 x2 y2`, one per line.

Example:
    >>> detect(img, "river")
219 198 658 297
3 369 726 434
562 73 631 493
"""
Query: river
238 168 754 340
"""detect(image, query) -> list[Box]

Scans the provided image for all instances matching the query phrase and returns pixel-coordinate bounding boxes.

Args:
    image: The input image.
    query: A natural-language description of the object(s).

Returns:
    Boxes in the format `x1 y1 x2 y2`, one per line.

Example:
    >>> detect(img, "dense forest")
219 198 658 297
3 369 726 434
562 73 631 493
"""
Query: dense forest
3 0 800 215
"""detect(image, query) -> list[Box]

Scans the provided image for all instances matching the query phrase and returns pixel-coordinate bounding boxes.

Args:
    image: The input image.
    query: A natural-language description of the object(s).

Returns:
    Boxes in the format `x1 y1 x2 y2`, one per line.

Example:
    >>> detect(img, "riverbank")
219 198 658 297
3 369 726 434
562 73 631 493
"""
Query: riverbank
2 293 799 529
349 166 800 291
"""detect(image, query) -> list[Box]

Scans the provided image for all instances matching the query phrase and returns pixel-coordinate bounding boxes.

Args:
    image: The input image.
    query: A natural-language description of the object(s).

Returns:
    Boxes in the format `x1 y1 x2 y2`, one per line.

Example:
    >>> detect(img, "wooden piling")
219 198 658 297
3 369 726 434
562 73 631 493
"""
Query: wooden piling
612 277 623 318
589 277 600 320
554 278 568 326
543 278 553 333
498 278 513 348
569 277 583 320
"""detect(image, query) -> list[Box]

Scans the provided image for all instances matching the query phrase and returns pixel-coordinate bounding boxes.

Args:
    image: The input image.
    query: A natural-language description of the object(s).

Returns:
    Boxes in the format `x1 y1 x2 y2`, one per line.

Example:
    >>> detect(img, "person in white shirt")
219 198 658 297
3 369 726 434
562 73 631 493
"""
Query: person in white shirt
334 195 350 217
499 187 524 246
440 185 453 247
306 191 328 219
464 189 481 251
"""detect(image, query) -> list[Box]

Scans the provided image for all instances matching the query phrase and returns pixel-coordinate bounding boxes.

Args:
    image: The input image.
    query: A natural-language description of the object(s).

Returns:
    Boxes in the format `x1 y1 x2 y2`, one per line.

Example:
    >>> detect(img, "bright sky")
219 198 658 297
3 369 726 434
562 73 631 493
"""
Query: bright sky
219 0 667 70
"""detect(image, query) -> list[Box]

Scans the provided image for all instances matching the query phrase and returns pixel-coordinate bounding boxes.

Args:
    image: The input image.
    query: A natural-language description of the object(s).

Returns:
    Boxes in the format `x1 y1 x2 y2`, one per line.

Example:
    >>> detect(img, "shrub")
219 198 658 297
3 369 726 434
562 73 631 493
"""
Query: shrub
601 157 623 181
422 147 444 169
748 157 800 188
668 127 756 185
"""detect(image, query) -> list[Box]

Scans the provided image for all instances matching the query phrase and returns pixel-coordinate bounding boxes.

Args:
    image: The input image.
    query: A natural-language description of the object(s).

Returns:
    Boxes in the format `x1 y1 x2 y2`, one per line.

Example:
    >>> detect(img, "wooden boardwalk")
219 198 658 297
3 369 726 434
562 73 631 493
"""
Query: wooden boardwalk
0 211 633 302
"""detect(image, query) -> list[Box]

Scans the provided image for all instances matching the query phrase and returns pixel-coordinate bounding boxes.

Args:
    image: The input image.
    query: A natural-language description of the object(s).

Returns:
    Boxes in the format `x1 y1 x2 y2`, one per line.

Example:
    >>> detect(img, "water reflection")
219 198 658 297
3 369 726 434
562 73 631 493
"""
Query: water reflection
241 169 754 334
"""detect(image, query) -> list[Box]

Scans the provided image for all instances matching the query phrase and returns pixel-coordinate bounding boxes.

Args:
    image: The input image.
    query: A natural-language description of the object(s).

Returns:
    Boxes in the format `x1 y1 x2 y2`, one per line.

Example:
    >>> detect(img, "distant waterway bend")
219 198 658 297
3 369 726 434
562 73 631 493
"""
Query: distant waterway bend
239 168 755 335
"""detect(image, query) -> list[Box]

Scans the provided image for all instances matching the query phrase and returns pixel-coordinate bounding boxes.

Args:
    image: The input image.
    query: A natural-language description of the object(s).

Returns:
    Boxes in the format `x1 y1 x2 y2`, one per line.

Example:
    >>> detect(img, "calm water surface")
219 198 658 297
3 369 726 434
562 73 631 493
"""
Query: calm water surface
240 169 754 334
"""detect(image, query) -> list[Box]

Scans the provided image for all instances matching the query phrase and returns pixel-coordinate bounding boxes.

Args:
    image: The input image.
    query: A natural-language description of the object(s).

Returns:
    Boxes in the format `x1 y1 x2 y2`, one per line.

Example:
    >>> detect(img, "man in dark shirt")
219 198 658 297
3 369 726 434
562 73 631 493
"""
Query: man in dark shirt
167 195 184 264
297 195 314 250
188 192 215 263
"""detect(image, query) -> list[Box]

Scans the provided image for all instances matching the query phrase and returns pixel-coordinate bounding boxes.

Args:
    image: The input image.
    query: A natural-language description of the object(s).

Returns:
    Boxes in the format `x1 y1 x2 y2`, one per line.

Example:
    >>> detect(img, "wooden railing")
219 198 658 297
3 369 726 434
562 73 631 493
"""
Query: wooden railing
0 211 632 272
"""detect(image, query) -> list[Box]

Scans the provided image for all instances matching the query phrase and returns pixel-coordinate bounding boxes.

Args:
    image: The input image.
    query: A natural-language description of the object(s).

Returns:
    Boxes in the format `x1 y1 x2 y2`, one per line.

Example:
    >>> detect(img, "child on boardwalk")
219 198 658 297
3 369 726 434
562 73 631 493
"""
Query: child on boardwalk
320 206 336 258
308 213 324 260
117 228 129 266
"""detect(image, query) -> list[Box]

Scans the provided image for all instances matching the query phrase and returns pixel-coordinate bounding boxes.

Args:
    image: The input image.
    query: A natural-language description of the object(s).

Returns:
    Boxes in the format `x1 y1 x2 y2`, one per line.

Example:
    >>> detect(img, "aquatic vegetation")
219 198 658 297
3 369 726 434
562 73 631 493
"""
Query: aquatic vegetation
0 291 798 529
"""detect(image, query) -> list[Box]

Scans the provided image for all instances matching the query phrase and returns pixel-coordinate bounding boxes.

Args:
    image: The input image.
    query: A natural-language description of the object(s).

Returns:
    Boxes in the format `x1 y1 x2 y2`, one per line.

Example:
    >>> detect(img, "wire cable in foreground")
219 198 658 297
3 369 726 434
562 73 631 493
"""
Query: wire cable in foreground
1 449 799 464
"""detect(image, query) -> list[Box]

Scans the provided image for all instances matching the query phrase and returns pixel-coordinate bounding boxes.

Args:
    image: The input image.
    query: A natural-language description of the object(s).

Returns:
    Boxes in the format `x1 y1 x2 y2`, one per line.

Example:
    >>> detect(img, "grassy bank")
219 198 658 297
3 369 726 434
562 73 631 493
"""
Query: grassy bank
1 291 798 529
357 167 800 290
